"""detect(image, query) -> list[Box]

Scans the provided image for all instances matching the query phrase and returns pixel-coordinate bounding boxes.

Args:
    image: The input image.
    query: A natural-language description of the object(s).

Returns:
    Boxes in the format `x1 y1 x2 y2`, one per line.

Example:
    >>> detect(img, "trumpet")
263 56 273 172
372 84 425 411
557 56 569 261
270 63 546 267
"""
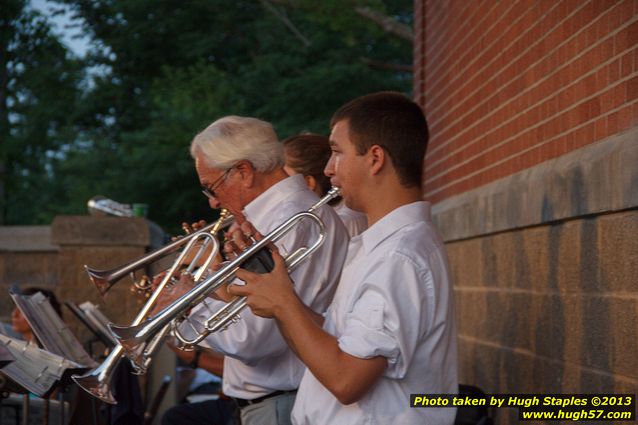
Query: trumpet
85 212 235 297
72 210 232 404
109 187 341 363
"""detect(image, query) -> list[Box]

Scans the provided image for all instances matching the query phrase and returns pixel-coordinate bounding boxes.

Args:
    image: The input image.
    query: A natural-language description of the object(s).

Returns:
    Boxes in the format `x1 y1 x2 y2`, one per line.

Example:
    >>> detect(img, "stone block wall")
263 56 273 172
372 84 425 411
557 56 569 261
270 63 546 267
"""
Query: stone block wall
449 210 637 423
432 131 637 423
0 216 163 343
0 226 60 323
50 215 164 344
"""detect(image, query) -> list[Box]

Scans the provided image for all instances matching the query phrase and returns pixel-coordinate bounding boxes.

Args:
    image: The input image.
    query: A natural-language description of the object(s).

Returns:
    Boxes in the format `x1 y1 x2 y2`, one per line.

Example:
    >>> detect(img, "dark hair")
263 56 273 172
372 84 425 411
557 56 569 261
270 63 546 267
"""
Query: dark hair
330 91 429 188
21 287 63 319
283 134 332 196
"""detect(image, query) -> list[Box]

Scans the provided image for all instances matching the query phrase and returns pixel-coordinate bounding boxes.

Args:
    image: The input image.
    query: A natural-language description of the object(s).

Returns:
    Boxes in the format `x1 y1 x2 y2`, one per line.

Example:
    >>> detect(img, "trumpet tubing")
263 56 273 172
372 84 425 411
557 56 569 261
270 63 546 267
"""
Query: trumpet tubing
85 211 234 296
73 211 232 403
110 187 341 356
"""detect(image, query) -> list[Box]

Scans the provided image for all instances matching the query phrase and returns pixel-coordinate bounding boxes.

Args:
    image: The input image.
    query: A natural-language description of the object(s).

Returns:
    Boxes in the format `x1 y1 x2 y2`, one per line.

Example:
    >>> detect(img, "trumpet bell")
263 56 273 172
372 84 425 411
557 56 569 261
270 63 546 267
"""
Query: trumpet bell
110 187 342 358
108 323 146 354
72 368 117 405
75 212 233 403
84 266 114 296
83 210 234 297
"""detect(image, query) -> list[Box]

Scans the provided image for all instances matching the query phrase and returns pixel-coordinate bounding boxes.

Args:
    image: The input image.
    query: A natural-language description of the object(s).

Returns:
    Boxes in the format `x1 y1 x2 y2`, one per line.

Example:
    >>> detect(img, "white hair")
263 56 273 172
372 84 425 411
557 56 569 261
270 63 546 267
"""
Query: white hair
190 116 284 172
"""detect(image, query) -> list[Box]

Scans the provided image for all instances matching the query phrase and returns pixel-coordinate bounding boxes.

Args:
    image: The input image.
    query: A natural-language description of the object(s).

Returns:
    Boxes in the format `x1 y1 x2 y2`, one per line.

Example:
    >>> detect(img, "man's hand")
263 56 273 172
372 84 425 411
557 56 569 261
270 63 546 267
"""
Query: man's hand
150 271 196 315
229 248 296 318
223 221 261 257
207 260 235 302
171 220 208 242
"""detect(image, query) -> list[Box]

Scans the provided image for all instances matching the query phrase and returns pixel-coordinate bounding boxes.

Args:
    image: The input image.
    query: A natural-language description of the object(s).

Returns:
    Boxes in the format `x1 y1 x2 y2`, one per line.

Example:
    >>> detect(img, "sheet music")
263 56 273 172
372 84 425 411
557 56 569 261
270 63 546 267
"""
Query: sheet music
0 341 15 367
10 291 97 367
79 301 118 346
65 300 117 348
0 334 85 397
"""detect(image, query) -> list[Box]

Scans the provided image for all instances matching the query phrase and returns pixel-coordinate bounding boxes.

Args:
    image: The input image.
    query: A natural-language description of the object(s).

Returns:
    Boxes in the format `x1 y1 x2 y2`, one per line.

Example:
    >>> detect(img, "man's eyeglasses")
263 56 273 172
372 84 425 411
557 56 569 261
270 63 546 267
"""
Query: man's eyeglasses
201 167 233 200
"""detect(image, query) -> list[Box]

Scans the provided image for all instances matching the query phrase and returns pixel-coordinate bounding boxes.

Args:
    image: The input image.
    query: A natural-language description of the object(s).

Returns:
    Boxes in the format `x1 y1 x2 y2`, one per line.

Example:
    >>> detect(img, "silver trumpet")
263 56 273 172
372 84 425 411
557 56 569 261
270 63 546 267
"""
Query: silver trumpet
109 187 341 360
85 211 234 297
72 210 232 404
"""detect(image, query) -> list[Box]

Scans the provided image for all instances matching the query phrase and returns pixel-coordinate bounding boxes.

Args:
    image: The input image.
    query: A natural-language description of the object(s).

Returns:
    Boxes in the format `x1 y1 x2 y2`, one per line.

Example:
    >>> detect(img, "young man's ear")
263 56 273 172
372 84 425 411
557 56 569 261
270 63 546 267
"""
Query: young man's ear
368 145 386 176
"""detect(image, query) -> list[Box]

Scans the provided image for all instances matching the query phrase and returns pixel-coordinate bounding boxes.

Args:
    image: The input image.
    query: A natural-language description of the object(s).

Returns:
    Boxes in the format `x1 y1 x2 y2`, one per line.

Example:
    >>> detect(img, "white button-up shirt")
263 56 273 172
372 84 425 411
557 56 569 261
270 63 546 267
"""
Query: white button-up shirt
292 201 458 425
332 200 367 237
183 174 348 399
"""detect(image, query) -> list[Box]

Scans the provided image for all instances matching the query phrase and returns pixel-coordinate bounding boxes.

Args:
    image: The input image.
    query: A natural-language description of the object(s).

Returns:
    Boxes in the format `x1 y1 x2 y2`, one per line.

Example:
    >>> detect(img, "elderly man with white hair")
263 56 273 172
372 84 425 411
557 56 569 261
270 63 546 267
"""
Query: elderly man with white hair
178 115 348 425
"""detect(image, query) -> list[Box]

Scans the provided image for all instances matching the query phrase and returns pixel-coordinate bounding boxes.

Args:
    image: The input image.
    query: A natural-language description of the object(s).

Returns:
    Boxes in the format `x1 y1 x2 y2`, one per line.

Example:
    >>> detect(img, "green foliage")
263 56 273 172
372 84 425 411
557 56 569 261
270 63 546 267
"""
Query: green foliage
0 0 84 224
5 0 412 231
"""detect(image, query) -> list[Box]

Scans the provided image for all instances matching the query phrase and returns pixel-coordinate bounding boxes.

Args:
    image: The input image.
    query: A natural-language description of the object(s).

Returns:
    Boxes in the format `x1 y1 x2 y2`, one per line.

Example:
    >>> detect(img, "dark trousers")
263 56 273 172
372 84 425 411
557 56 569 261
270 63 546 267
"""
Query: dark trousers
161 398 236 425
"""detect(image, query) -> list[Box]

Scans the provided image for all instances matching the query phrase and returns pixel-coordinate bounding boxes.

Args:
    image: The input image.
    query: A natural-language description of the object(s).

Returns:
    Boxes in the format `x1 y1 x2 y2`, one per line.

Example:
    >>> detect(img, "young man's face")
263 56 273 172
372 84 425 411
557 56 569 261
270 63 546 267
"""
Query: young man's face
325 120 367 212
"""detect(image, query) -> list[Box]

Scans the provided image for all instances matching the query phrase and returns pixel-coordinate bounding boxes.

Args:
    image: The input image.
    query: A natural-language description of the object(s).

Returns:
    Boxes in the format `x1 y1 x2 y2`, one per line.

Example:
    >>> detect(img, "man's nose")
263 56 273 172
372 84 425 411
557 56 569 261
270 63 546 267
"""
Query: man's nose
324 156 335 177
209 198 221 209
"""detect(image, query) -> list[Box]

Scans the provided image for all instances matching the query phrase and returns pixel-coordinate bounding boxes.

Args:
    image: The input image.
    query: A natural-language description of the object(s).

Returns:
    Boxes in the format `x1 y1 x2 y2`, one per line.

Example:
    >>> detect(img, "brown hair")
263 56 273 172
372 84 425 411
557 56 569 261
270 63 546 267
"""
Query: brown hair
330 91 429 188
282 134 332 196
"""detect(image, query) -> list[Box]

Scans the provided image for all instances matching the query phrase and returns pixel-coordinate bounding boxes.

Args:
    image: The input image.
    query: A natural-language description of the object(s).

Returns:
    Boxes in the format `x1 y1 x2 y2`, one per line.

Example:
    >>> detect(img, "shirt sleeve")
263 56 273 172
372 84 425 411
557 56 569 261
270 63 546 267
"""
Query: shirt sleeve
336 255 429 379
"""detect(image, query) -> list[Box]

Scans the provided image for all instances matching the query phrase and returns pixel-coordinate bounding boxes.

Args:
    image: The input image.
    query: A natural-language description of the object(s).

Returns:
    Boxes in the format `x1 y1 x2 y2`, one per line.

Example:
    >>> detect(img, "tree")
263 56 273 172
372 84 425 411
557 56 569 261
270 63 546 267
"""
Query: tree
0 0 83 224
18 0 413 231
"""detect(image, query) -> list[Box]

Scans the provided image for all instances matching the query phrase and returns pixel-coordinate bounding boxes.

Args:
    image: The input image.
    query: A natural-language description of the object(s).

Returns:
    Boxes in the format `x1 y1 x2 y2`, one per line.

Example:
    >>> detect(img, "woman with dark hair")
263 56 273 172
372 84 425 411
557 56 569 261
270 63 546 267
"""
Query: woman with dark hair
283 134 367 237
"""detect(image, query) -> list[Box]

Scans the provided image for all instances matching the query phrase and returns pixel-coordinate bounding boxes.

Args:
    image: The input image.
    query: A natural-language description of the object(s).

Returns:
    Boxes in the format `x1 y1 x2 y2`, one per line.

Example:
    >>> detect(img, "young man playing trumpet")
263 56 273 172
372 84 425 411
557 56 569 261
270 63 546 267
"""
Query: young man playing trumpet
230 92 459 424
165 115 348 425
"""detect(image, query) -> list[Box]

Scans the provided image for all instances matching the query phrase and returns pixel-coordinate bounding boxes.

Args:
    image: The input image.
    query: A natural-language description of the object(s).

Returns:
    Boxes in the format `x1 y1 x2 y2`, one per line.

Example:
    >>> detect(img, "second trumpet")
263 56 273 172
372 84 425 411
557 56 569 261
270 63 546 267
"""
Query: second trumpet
109 187 341 362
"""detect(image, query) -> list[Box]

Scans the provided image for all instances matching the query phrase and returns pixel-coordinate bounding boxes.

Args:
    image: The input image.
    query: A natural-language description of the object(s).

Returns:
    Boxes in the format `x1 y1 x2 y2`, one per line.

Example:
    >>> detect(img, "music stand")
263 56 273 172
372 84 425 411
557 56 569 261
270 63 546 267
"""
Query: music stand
0 343 14 368
65 301 116 357
10 291 97 368
0 335 86 398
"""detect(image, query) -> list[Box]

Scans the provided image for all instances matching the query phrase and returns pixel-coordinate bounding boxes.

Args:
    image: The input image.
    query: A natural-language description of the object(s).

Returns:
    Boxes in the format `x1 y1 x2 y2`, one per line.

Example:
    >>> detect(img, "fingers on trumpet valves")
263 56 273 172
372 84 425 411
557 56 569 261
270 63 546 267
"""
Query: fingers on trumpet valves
224 222 258 253
211 259 229 274
231 228 250 250
211 282 233 302
179 219 207 237
181 222 194 235
193 219 207 231
239 221 261 242
177 270 195 287
223 240 240 259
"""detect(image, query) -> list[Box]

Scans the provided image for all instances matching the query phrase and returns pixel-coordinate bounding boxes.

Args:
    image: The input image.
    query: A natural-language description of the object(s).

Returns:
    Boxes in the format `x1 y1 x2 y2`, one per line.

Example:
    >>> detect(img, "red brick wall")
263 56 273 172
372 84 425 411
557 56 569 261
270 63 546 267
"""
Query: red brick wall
415 0 638 204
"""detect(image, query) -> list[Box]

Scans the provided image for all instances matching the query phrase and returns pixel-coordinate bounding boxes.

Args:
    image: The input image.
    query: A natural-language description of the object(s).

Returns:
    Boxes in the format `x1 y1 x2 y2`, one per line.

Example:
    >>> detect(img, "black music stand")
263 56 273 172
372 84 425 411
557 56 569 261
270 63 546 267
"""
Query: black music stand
65 301 116 358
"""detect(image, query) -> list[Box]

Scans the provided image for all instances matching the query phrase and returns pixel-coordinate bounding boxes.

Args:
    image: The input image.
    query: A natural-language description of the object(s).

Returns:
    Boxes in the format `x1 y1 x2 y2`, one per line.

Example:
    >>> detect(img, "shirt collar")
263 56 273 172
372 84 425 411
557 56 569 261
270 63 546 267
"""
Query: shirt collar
355 201 432 254
243 174 308 227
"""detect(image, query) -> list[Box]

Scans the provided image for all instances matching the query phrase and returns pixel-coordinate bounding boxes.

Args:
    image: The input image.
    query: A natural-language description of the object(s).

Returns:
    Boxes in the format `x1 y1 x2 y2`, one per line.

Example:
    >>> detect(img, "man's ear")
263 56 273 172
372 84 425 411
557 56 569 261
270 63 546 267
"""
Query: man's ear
235 160 255 187
368 145 386 176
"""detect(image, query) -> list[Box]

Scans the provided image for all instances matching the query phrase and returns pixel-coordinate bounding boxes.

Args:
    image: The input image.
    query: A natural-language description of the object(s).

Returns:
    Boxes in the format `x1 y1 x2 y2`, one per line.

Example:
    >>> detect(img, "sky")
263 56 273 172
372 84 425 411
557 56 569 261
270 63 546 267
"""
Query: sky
29 0 90 57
